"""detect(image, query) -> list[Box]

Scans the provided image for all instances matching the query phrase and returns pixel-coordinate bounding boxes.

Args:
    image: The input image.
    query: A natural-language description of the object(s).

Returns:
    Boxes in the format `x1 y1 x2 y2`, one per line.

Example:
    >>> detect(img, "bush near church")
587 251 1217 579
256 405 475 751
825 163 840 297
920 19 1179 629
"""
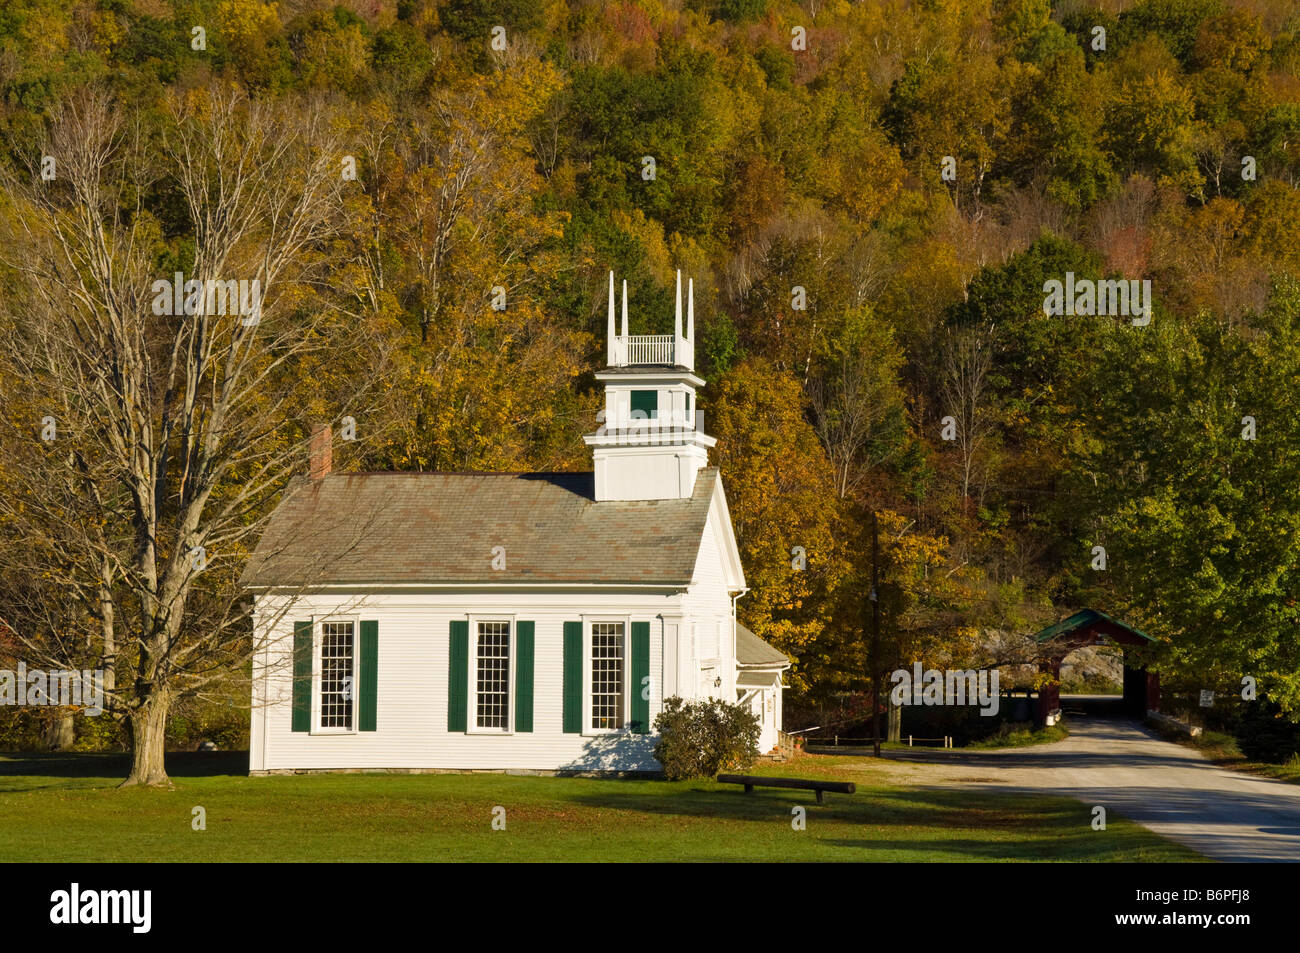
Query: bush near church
653 695 761 780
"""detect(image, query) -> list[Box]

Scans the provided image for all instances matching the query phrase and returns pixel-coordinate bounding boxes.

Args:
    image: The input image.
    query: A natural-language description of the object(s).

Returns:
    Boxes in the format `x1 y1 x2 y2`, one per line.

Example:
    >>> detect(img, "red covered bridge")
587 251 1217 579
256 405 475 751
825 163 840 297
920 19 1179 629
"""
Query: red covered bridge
1032 609 1159 724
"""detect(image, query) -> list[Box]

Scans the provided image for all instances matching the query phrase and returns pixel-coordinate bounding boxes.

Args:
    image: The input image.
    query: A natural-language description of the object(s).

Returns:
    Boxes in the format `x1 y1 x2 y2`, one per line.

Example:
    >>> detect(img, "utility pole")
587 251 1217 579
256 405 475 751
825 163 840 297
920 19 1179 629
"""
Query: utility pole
871 511 881 758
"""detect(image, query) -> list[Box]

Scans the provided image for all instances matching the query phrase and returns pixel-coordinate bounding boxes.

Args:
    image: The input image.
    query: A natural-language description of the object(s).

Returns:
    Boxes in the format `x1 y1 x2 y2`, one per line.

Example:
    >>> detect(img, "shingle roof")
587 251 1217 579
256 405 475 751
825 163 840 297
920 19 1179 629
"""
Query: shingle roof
240 468 718 589
735 622 790 669
1033 608 1153 644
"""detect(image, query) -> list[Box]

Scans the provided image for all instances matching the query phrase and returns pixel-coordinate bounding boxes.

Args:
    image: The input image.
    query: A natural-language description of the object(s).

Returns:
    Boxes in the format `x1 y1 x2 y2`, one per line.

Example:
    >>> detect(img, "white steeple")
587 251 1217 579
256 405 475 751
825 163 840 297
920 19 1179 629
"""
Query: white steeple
585 269 714 501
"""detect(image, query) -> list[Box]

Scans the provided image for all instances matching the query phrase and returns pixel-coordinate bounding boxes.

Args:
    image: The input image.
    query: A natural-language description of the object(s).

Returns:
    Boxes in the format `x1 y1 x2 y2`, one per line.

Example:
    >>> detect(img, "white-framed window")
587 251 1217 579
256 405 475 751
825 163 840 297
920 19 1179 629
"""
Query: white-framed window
313 618 357 733
475 620 511 731
583 617 630 734
467 615 515 733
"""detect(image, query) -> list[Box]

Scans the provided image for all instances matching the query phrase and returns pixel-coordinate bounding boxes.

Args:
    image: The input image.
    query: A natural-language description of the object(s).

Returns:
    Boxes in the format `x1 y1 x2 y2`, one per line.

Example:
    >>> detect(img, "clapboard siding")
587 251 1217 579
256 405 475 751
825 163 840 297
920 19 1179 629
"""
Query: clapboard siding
251 590 676 773
682 508 738 698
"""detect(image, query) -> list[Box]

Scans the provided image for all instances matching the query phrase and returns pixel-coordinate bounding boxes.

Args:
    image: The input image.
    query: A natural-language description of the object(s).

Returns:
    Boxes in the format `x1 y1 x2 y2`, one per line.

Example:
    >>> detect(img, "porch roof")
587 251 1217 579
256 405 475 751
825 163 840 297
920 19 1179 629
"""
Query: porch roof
736 622 790 670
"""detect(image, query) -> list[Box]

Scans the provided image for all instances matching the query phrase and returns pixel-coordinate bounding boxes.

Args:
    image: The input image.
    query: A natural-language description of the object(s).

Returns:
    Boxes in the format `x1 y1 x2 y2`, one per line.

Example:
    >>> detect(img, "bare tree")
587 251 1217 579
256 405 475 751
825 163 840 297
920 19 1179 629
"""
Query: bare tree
939 322 997 504
723 202 841 385
0 85 389 786
809 312 906 500
394 62 557 345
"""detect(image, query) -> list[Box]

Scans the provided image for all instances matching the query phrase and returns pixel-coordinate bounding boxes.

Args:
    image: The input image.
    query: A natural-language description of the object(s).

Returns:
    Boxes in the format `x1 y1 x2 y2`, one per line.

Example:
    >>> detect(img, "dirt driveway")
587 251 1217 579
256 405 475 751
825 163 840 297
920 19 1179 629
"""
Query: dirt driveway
843 717 1300 862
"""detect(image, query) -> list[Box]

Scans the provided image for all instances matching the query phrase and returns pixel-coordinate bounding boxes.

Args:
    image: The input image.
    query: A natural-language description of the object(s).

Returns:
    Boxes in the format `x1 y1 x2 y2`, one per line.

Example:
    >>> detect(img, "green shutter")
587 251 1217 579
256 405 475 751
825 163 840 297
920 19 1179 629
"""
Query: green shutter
448 620 468 732
562 621 582 733
630 389 658 420
630 621 651 733
291 621 312 732
515 621 534 733
359 620 378 732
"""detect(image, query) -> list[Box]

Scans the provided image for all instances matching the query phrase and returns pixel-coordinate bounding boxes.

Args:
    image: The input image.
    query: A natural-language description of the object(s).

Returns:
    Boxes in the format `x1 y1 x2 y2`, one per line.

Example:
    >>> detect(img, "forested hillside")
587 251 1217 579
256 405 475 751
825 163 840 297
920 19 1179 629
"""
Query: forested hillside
2 0 1299 761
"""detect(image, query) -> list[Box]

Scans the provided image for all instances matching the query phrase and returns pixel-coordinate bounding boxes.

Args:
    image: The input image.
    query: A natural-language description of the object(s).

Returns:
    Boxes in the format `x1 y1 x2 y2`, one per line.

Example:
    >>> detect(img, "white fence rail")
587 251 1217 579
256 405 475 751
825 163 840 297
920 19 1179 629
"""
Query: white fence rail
622 335 674 365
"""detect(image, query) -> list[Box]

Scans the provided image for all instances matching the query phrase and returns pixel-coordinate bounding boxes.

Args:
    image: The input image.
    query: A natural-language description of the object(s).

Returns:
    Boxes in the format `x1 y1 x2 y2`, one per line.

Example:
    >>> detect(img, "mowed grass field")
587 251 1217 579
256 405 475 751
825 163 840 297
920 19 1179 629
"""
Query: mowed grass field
0 751 1204 862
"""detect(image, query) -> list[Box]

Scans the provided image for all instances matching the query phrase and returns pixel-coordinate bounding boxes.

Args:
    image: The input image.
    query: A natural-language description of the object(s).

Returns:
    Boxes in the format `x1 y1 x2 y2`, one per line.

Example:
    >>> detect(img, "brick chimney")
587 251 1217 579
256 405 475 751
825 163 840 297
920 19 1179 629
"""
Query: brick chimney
309 423 332 480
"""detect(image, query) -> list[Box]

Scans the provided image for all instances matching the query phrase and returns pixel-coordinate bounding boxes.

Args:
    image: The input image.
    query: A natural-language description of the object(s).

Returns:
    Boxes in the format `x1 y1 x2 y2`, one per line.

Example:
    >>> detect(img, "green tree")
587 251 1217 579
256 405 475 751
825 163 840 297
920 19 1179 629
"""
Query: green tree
1069 282 1300 717
1001 45 1116 208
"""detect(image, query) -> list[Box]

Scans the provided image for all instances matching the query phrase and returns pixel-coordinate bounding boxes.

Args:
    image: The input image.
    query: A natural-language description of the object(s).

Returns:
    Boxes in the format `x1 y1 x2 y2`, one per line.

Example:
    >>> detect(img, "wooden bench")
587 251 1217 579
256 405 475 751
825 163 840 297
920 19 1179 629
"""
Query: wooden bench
716 773 856 804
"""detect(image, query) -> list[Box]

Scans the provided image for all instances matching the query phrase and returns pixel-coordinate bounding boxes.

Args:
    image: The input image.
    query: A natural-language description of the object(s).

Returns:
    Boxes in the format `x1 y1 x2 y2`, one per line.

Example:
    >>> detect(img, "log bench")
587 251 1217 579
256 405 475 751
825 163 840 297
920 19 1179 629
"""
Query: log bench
716 773 856 804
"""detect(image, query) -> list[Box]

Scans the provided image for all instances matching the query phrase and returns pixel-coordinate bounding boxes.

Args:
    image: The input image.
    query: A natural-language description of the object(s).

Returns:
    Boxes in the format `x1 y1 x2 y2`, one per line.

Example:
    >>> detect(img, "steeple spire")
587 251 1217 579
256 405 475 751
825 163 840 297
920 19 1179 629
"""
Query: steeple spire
674 270 683 340
607 270 616 366
686 277 694 371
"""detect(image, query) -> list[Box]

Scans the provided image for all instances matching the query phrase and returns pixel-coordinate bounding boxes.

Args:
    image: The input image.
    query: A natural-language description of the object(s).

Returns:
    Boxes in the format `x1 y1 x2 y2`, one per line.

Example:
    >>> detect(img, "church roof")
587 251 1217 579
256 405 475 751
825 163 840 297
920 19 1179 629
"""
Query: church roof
240 468 719 589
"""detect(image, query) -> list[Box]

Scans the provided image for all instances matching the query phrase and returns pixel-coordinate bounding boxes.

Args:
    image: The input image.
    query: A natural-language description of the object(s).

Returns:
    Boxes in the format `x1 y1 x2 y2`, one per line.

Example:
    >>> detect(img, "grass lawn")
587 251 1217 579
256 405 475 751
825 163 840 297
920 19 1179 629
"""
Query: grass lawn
807 721 1069 754
968 722 1070 749
0 751 1203 862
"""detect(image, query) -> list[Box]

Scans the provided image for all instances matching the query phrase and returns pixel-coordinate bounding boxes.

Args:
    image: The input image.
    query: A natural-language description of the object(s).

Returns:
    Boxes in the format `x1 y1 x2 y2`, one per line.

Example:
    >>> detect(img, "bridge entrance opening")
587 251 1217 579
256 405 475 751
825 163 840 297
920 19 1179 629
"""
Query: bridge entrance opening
1031 610 1158 725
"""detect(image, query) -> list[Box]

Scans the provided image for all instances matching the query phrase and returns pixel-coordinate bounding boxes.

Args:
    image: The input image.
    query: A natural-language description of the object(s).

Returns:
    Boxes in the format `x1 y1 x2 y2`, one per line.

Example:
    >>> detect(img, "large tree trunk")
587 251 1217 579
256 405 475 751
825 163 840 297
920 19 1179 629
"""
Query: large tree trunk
41 713 75 750
887 697 903 743
121 691 171 787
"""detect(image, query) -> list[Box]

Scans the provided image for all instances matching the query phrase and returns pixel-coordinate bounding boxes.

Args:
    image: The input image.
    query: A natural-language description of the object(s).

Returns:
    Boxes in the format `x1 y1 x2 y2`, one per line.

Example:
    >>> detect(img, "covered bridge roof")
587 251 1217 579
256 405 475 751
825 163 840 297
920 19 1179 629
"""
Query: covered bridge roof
1033 609 1154 646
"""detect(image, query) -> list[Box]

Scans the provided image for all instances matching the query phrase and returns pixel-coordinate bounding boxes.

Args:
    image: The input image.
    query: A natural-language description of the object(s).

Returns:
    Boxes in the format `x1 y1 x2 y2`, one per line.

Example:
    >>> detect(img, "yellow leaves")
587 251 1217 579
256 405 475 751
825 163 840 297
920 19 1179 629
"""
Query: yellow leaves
711 359 851 689
179 87 215 123
88 10 126 54
542 0 570 35
302 22 370 88
216 0 281 47
611 209 673 280
1030 671 1058 691
472 59 565 139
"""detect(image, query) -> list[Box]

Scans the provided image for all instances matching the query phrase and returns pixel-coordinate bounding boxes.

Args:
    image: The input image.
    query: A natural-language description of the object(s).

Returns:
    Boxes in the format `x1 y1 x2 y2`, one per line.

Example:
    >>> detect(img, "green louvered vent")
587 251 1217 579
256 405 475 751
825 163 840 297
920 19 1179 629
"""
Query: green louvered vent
630 389 658 420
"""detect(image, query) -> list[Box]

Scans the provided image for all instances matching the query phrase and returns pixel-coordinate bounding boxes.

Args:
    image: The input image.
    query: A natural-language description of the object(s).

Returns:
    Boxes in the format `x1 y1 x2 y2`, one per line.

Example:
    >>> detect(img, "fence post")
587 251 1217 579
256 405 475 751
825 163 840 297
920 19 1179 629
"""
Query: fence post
908 734 912 747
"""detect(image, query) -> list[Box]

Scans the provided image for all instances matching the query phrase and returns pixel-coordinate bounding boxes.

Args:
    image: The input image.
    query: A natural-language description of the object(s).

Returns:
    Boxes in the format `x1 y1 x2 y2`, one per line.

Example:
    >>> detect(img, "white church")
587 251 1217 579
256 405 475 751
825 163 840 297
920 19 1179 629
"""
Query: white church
241 272 789 774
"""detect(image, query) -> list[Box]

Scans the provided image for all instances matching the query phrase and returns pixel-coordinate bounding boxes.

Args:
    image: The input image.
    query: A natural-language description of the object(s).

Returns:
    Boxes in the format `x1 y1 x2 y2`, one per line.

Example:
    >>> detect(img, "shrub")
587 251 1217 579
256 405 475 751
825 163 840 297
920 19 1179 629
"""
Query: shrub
652 695 760 780
1236 701 1300 763
0 707 47 750
968 720 1069 749
72 710 128 751
165 697 249 752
